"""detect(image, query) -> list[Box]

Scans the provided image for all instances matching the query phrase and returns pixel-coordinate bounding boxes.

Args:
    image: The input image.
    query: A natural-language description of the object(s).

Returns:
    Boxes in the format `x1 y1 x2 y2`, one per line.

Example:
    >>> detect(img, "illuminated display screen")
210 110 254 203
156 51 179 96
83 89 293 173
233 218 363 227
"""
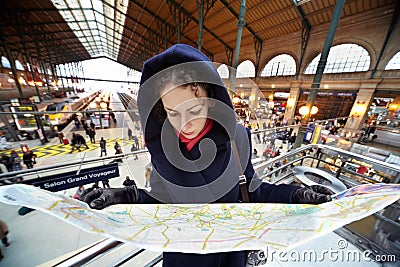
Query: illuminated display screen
10 105 37 130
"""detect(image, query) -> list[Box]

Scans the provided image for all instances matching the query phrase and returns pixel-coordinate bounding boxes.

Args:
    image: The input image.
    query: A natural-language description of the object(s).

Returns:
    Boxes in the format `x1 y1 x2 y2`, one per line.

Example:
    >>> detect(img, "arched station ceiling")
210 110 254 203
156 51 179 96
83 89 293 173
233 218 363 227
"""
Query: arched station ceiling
0 0 396 72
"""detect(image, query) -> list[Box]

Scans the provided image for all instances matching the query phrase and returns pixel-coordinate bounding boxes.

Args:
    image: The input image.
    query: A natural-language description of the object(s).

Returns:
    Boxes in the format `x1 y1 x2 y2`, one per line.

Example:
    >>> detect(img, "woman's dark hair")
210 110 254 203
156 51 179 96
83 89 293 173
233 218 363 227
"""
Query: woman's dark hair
152 67 216 124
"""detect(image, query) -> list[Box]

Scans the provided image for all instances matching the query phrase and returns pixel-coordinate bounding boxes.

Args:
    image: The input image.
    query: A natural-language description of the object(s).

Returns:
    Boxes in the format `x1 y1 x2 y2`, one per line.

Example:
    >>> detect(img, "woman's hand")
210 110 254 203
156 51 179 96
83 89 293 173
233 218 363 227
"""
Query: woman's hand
292 185 335 204
83 185 139 209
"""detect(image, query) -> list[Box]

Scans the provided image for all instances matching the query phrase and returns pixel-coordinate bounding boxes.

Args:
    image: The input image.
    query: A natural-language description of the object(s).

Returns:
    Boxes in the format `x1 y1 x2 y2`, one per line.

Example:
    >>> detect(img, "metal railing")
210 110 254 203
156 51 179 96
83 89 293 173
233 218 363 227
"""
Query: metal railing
252 144 400 185
0 150 148 184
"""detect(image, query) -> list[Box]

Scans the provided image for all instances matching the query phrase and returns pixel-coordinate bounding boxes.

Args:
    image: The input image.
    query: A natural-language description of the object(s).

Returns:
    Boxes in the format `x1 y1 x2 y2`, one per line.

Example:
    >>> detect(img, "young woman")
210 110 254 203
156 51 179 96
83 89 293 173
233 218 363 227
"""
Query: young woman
84 44 331 267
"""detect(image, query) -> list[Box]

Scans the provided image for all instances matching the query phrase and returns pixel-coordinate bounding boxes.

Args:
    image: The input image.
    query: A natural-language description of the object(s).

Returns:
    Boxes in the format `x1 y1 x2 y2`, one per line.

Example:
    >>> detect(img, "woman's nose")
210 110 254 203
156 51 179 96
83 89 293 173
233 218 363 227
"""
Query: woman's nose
180 115 191 130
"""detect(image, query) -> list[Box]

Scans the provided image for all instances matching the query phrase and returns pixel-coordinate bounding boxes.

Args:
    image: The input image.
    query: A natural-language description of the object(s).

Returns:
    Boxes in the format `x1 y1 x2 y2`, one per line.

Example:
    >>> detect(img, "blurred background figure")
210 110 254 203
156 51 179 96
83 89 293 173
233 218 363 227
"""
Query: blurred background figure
0 220 10 261
123 176 136 187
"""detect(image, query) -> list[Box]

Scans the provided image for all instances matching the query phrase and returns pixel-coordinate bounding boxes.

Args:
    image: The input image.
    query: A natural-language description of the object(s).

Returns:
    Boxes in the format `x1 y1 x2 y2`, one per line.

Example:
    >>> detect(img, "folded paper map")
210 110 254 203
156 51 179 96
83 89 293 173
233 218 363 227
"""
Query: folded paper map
0 183 399 253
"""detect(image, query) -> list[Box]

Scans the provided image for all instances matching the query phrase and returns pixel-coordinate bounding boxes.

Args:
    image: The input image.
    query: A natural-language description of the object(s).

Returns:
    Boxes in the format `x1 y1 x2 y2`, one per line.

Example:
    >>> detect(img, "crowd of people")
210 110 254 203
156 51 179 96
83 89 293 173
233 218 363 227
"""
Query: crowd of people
74 176 137 201
0 149 37 175
73 182 101 200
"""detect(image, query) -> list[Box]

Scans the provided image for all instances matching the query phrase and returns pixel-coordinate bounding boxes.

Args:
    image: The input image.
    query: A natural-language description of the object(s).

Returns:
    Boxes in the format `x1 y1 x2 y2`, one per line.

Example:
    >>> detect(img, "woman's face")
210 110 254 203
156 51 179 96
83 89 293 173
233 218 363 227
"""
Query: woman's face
161 84 209 139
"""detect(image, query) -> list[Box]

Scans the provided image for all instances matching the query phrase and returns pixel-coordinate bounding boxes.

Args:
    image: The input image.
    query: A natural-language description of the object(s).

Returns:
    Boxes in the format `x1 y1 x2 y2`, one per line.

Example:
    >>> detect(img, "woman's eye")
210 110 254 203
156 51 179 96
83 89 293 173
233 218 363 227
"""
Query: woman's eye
189 109 202 115
168 112 179 118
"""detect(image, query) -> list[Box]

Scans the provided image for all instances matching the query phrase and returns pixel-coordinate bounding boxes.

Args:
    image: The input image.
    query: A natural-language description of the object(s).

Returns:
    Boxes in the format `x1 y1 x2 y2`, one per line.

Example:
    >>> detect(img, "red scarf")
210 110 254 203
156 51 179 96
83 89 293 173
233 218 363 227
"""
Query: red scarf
177 119 213 151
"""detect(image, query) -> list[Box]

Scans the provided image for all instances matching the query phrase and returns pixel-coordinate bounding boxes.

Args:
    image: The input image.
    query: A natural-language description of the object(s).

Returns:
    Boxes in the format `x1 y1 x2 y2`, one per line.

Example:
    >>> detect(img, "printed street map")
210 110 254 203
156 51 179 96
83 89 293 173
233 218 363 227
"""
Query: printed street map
0 184 399 253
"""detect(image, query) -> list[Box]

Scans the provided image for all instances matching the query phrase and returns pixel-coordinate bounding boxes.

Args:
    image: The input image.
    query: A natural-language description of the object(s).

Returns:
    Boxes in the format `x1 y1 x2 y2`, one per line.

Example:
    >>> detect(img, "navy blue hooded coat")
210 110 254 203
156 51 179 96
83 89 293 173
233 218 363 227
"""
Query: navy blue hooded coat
136 44 299 267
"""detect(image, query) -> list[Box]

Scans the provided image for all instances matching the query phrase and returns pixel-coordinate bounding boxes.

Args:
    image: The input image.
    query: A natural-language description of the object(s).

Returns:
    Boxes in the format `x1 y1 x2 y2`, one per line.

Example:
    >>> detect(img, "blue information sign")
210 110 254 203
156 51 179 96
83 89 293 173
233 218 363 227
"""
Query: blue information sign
303 124 316 144
24 163 119 192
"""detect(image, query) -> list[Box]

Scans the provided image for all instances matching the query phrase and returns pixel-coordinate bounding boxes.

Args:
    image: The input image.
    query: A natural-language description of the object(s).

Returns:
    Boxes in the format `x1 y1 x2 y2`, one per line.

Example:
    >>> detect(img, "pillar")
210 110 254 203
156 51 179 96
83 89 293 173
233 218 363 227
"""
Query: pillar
283 84 301 124
344 87 375 130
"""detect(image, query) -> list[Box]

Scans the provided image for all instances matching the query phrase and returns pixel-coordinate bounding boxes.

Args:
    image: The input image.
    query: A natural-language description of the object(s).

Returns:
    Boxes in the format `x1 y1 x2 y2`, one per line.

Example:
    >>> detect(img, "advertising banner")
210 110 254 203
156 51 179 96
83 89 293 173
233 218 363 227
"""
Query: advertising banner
23 64 33 82
32 65 42 82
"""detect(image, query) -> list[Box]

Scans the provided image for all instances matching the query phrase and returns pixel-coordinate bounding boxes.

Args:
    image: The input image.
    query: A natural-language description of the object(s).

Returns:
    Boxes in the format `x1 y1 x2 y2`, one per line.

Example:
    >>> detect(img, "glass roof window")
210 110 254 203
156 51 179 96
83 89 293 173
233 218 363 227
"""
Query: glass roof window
385 51 400 70
217 64 229 79
237 60 255 78
1 56 11 68
305 43 370 74
15 60 24 71
295 0 312 5
51 0 129 59
261 54 296 77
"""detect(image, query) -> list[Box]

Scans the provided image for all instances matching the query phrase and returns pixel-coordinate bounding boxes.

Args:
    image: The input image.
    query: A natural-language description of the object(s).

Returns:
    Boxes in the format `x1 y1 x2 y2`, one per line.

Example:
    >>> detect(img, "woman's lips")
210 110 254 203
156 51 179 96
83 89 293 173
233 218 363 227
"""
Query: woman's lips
182 131 194 136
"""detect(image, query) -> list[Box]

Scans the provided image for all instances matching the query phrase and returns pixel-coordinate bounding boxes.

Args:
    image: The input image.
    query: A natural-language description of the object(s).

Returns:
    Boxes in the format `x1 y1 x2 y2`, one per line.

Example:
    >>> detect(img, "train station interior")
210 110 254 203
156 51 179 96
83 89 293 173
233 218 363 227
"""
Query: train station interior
0 0 399 266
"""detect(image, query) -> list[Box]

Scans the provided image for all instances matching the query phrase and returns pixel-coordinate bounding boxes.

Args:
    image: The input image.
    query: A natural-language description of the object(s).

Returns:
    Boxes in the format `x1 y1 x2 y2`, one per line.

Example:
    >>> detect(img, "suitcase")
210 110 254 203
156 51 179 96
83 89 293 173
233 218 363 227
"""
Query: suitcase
63 138 69 145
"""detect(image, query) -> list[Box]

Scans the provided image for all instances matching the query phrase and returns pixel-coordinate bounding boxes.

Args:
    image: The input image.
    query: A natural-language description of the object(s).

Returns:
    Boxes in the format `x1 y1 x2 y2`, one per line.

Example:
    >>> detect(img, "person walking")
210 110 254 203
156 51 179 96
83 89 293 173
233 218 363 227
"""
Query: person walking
57 131 64 144
123 176 136 187
83 44 332 267
87 127 96 143
130 142 139 160
90 121 96 130
10 150 22 171
99 137 107 157
288 133 297 150
101 179 110 188
0 220 10 261
132 135 139 149
113 141 123 162
80 118 87 130
74 117 81 129
127 128 133 140
110 112 116 123
76 133 89 149
144 163 152 188
75 185 87 200
69 133 81 153
22 150 37 169
114 141 122 155
1 154 12 172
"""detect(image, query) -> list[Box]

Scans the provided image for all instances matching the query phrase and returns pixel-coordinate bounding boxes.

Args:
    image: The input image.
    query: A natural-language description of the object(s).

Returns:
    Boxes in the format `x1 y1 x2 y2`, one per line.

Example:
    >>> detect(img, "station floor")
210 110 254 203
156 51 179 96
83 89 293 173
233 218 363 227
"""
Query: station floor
0 93 396 266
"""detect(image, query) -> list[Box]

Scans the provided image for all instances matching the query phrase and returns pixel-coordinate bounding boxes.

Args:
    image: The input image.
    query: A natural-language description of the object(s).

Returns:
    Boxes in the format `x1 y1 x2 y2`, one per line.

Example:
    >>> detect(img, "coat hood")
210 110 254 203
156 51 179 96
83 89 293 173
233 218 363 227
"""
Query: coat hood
138 44 236 146
137 44 240 203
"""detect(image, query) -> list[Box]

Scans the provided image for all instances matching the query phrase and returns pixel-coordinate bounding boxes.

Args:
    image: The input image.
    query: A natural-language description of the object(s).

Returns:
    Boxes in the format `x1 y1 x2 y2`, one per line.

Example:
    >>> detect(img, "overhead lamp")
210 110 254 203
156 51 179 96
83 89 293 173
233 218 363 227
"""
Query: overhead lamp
89 102 98 109
100 102 108 109
352 101 366 118
299 105 318 116
389 103 398 110
311 106 318 115
232 96 240 104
